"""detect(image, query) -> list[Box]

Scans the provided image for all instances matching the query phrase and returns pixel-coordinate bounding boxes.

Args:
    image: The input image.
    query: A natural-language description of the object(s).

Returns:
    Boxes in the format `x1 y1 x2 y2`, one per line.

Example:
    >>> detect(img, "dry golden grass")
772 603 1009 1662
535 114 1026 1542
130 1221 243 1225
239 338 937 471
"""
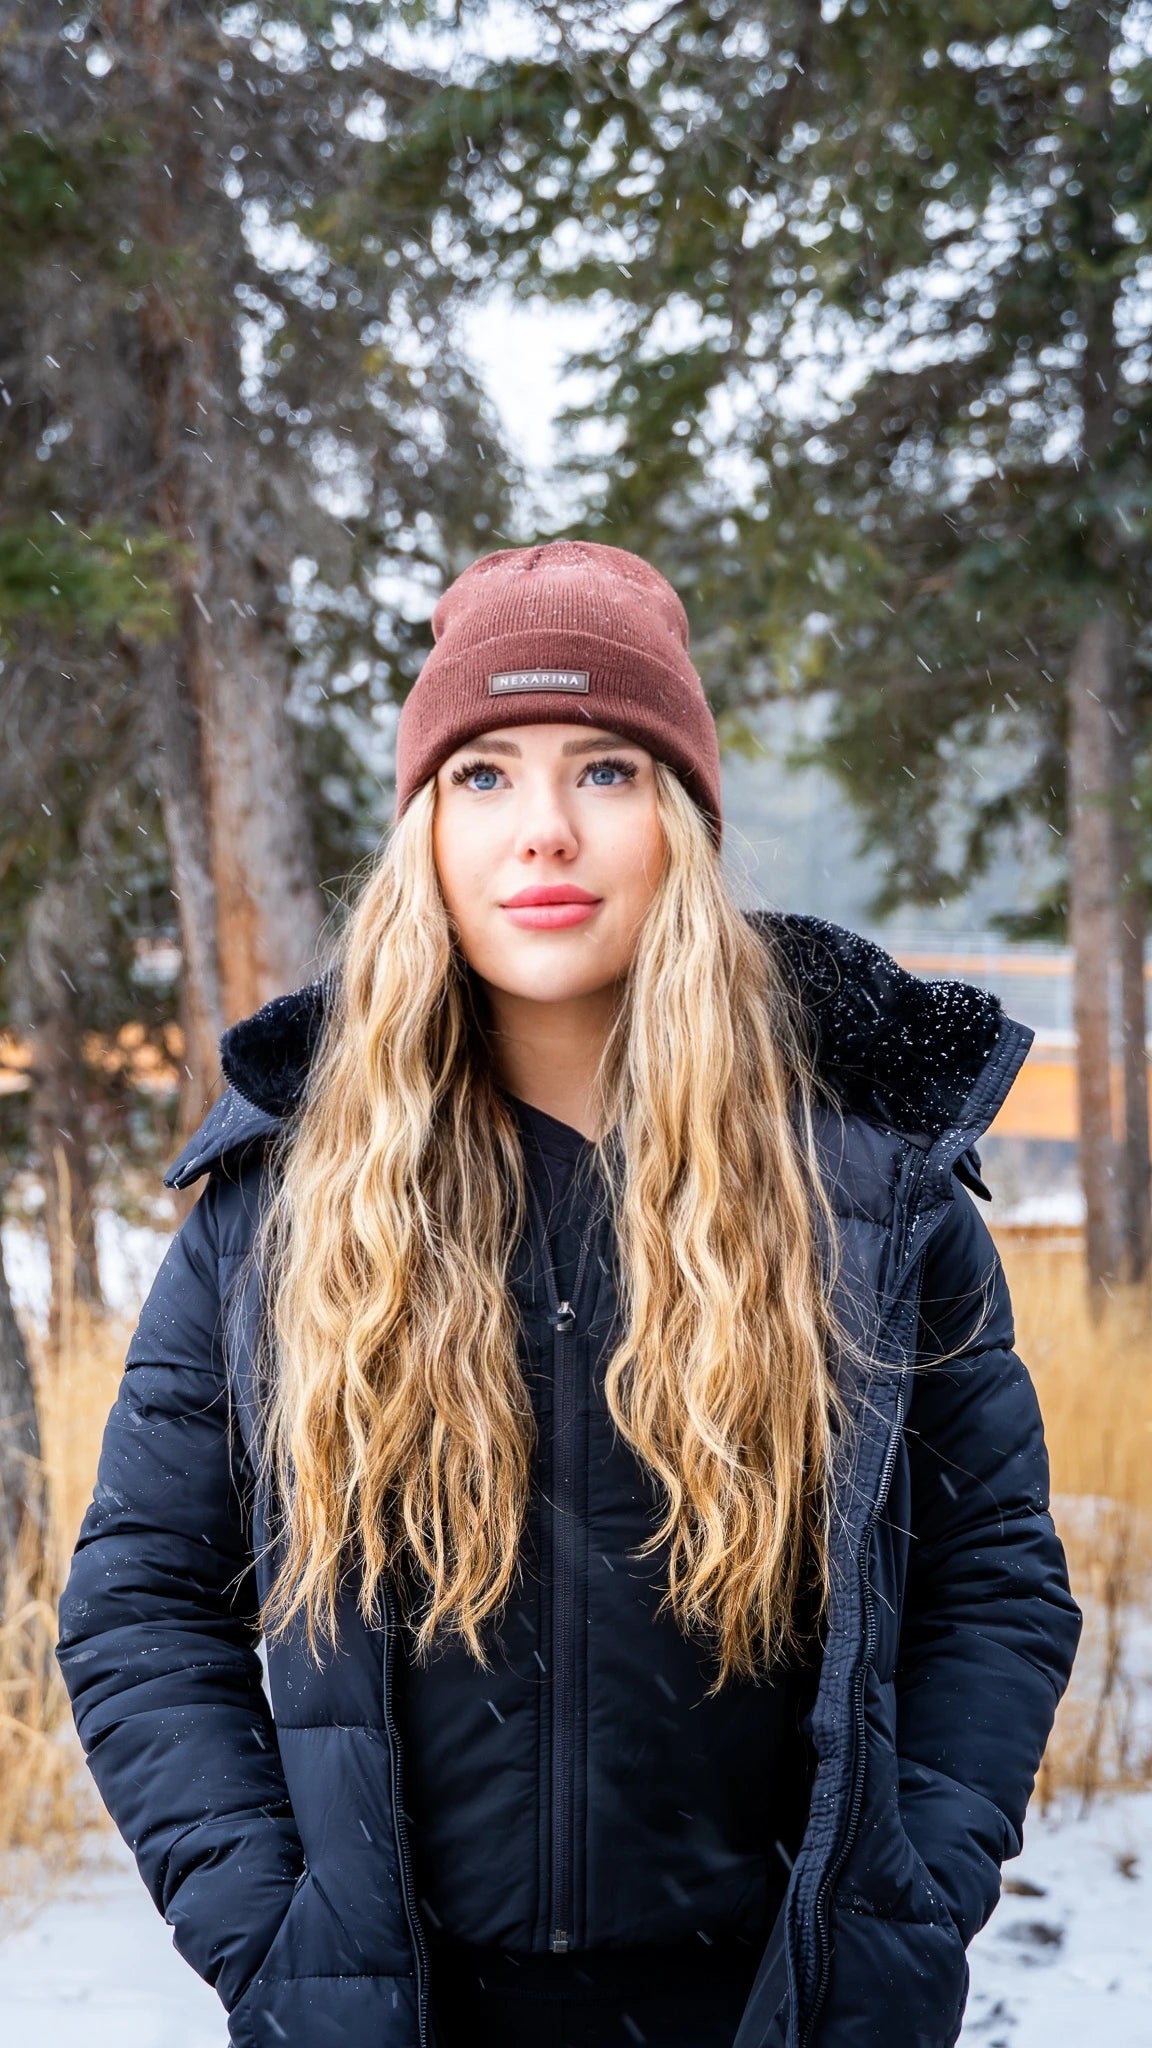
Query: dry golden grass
991 1232 1152 1809
33 1299 132 1596
0 1300 132 1907
996 1235 1152 1512
0 1556 104 1916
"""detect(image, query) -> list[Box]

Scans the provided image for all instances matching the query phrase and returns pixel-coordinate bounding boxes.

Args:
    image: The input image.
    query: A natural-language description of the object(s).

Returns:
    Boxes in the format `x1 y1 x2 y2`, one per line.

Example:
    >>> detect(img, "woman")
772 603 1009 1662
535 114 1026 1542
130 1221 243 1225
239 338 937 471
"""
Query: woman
58 540 1080 2048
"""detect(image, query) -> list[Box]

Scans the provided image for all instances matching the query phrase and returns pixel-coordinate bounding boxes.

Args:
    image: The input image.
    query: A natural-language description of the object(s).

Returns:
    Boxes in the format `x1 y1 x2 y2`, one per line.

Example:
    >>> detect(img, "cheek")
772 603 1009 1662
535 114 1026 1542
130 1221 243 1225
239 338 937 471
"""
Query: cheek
431 807 469 919
616 805 666 902
434 796 472 873
433 809 497 926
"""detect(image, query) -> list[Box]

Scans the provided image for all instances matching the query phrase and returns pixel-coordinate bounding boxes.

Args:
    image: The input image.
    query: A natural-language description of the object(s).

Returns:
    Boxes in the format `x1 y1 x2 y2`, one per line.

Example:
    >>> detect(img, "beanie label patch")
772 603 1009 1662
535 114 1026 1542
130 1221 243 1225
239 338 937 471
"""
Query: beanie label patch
488 669 590 695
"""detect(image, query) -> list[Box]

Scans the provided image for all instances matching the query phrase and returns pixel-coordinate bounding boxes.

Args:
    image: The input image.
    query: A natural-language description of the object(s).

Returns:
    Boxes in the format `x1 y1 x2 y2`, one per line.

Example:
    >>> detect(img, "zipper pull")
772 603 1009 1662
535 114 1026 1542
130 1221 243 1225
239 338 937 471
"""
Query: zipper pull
548 1300 576 1332
551 1928 570 1954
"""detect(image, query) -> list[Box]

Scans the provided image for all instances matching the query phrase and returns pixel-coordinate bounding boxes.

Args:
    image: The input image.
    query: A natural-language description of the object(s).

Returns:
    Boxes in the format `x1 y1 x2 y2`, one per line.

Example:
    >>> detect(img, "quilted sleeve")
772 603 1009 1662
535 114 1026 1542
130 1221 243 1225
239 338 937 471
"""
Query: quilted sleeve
895 1192 1082 1946
56 1175 304 2011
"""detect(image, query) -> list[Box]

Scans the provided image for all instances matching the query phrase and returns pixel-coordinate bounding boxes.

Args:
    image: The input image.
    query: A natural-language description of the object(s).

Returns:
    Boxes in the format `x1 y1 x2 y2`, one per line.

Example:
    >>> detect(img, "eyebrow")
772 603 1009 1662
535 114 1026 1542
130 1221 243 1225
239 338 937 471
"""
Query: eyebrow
450 731 641 760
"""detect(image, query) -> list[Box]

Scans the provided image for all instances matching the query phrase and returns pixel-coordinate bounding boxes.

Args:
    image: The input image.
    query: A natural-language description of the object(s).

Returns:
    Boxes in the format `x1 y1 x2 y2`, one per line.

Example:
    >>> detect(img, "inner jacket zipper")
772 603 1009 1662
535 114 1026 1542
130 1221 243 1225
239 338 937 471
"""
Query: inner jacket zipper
523 1173 598 1956
378 1164 602 2031
382 1588 430 2048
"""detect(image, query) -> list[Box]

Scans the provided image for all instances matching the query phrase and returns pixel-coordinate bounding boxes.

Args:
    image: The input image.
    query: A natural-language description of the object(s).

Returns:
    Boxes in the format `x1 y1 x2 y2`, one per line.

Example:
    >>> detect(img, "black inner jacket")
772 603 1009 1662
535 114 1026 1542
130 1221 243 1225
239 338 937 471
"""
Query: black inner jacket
394 1089 819 1973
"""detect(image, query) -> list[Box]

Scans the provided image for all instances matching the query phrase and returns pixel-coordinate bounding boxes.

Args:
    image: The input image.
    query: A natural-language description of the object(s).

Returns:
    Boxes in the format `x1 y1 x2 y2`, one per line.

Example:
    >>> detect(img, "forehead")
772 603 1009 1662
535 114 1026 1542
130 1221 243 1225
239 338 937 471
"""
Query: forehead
442 725 646 759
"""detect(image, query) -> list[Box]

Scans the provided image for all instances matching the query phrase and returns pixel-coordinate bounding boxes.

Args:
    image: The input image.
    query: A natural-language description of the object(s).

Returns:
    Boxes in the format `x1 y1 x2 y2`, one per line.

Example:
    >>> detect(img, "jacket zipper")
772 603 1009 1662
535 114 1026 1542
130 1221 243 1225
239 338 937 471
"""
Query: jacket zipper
381 1589 429 2047
800 1391 905 2045
798 1144 948 2045
524 1175 597 1955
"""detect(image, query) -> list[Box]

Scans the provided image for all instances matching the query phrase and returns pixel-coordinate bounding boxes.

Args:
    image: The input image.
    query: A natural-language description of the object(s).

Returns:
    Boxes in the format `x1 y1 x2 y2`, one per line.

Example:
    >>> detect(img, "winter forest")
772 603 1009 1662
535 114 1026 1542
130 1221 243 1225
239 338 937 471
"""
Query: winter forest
1 2 1151 2041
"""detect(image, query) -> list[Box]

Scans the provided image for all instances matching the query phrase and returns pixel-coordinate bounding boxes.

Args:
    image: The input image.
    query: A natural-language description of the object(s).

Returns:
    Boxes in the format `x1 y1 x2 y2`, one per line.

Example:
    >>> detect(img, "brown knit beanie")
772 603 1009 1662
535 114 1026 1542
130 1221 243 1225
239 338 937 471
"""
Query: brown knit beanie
394 540 722 849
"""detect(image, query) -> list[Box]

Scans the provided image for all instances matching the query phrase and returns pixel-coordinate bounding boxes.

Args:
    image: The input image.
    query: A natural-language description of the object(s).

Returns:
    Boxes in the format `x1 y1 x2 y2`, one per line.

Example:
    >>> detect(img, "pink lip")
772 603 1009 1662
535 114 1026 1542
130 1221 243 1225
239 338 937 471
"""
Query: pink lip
502 886 602 906
503 901 601 930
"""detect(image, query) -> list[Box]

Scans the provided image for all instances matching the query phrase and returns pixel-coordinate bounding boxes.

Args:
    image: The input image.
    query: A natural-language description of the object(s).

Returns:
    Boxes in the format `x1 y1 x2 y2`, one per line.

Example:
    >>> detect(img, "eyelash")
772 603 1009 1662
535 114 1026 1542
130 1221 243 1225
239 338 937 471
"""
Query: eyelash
448 753 640 790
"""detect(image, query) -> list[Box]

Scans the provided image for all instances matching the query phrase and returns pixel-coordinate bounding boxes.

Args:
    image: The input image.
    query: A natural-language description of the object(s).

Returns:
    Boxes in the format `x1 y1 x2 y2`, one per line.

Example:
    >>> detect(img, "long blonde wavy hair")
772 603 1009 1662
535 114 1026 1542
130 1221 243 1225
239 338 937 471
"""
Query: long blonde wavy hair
254 761 843 1687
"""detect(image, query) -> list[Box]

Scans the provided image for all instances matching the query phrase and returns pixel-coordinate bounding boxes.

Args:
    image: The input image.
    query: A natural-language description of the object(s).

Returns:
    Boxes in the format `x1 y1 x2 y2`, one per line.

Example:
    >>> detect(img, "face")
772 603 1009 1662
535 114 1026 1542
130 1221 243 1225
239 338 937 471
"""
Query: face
432 723 666 1004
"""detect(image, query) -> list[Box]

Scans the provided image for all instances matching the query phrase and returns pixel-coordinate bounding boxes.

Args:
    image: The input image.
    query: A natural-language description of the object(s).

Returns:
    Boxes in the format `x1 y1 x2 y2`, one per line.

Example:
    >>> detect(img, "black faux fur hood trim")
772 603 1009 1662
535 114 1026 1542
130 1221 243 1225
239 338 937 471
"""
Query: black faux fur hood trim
220 976 334 1125
213 912 1021 1138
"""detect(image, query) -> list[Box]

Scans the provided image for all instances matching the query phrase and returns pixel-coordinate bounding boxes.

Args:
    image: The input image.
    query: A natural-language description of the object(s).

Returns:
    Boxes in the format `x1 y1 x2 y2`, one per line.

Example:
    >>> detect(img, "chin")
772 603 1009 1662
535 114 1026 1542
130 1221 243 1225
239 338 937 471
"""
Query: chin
496 958 616 1005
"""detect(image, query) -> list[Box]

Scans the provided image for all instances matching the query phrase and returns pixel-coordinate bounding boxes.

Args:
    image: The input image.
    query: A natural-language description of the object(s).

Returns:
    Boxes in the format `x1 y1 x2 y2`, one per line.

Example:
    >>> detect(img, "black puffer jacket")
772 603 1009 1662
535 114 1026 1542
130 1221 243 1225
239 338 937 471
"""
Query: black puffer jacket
56 914 1081 2048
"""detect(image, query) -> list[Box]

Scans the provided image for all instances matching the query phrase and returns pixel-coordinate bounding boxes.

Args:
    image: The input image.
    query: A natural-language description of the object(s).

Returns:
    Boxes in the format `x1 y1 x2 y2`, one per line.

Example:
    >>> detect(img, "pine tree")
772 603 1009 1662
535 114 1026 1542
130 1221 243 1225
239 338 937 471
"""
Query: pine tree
426 0 1152 1291
0 2 518 1382
1 0 516 1116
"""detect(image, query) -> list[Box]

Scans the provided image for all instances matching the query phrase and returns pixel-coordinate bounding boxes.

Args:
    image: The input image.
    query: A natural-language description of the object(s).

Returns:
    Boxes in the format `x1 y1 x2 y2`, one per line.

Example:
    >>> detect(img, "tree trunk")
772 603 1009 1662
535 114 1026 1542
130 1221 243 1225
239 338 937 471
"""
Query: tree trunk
1113 661 1150 1285
1066 611 1123 1306
1116 879 1150 1284
131 0 325 1030
185 505 327 1023
0 1216 44 1582
142 643 226 1132
22 881 104 1356
141 341 326 1029
1064 6 1128 1308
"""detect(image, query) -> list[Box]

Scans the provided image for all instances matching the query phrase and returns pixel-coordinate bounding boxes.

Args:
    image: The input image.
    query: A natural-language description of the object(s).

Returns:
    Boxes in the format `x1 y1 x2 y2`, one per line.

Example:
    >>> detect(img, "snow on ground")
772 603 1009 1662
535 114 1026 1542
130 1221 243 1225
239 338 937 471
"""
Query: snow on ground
0 1834 220 2048
960 1789 1152 2046
1 1791 1147 2046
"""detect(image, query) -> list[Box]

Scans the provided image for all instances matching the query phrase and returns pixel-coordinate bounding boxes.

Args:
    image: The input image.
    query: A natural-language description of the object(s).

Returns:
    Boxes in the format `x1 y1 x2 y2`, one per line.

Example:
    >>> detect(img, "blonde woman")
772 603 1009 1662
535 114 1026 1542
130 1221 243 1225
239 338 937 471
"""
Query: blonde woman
58 542 1080 2048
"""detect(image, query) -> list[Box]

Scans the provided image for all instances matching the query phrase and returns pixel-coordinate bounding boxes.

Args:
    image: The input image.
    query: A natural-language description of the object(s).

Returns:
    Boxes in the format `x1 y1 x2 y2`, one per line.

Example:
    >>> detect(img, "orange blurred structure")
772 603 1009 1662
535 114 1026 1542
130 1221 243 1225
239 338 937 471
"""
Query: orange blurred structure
986 1046 1082 1141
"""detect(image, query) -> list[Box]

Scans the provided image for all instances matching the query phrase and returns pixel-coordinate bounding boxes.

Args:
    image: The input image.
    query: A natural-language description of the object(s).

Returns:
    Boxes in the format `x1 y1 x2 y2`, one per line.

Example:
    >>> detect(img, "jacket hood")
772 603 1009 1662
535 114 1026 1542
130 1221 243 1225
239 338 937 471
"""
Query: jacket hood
163 912 1033 1191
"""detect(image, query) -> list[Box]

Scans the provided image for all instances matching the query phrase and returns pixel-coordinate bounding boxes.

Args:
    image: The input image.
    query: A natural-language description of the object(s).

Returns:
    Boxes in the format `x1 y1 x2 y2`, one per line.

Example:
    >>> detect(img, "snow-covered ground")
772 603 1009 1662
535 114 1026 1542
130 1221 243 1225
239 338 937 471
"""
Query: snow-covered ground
959 1789 1151 2045
0 1834 220 2048
1 1792 1147 2046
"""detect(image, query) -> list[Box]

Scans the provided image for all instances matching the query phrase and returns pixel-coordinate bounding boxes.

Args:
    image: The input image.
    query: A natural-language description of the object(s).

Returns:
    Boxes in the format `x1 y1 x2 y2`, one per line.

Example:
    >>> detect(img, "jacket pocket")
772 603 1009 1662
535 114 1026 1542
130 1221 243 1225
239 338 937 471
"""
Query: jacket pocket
840 1819 961 1934
226 1866 312 2039
225 1862 390 2045
821 1893 969 2048
842 1672 962 1933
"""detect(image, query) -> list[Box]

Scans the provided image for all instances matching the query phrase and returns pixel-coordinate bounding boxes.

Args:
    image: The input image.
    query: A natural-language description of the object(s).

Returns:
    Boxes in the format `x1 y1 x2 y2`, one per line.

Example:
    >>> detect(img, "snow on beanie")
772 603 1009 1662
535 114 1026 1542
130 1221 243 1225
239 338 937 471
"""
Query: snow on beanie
393 539 723 849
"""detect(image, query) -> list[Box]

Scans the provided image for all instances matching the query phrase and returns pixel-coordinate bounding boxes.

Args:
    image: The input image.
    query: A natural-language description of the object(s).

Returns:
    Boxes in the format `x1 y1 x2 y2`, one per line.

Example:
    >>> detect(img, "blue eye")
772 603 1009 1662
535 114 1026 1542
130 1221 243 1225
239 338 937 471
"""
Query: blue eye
448 754 640 792
587 757 637 786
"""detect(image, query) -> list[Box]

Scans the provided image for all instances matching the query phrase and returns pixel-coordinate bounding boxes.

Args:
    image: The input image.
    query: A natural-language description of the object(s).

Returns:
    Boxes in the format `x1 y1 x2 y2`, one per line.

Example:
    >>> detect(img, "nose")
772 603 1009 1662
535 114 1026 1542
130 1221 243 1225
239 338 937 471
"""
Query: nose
510 773 581 861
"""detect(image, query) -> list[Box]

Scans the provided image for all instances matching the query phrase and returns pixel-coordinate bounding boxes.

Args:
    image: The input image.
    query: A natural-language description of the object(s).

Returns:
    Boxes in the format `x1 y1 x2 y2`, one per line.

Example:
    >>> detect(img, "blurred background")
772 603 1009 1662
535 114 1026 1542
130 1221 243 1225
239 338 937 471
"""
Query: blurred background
1 3 1150 2042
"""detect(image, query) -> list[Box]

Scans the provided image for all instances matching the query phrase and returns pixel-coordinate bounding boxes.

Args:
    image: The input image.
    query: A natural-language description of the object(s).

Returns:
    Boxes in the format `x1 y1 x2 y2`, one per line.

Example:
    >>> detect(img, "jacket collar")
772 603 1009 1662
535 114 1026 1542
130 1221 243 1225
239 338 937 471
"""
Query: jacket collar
163 912 1033 1190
